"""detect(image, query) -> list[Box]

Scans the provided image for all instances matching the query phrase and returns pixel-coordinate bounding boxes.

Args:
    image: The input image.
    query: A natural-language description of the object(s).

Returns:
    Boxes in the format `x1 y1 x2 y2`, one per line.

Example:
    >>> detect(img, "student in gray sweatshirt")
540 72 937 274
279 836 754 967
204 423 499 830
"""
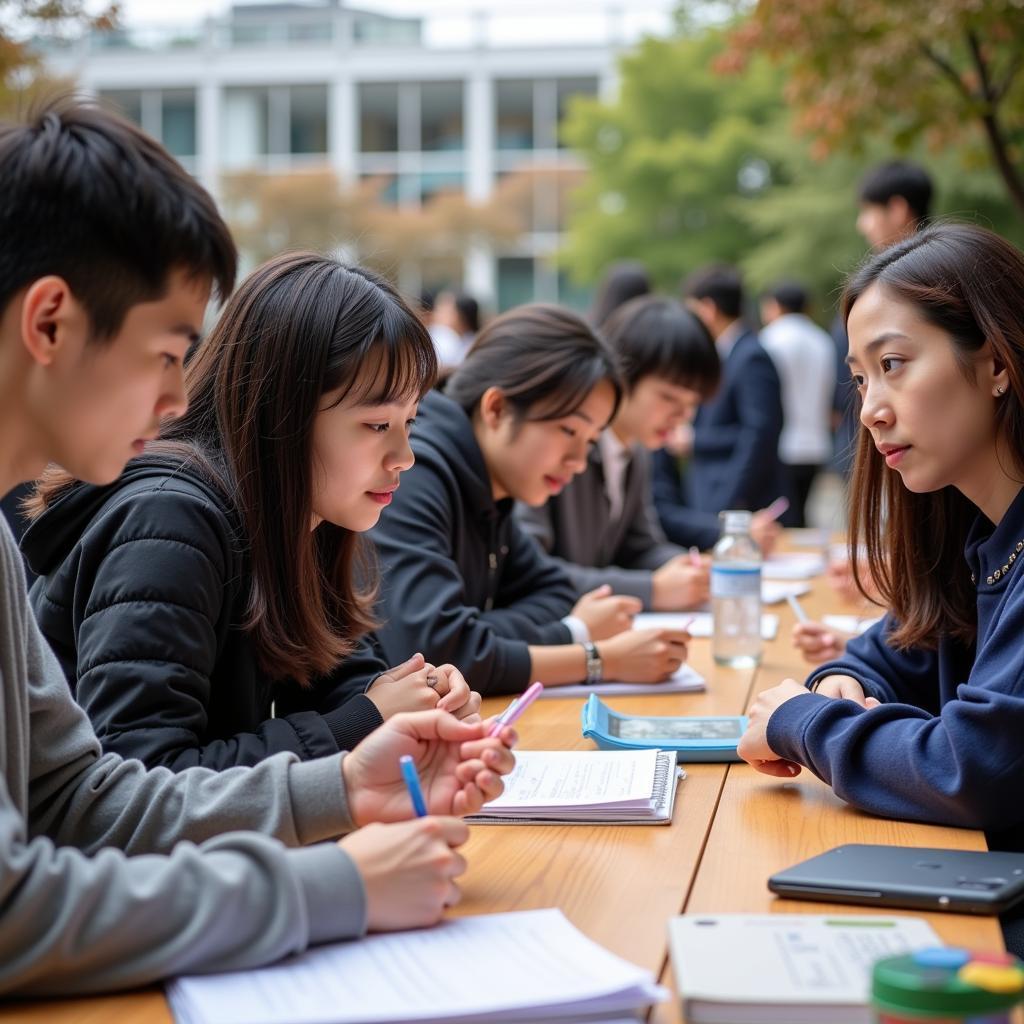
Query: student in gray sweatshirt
0 98 514 997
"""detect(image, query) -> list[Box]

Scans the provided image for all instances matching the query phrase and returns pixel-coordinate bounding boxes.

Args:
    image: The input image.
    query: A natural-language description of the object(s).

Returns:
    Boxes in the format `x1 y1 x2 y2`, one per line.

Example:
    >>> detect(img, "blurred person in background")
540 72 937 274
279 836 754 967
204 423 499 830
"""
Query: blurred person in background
589 260 651 330
652 264 787 537
832 161 934 476
432 289 481 368
759 281 836 528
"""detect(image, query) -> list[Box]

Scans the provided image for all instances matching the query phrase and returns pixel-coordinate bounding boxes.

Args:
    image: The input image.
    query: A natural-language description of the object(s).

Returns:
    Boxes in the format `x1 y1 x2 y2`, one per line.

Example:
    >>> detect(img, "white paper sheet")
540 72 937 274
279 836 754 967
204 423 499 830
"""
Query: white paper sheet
167 909 667 1024
537 662 705 698
634 612 779 640
761 581 812 605
762 553 826 580
822 614 882 635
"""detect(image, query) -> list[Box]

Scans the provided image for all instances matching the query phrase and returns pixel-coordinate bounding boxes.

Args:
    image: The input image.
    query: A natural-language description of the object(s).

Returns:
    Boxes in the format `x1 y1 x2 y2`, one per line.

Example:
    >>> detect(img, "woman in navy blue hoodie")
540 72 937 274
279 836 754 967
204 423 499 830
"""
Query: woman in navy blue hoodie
736 224 1024 950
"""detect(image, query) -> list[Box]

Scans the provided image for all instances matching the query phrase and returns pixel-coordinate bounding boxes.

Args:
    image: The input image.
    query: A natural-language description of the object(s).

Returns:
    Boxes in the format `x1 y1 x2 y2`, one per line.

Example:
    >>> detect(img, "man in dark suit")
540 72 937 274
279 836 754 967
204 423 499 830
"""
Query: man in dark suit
658 264 786 520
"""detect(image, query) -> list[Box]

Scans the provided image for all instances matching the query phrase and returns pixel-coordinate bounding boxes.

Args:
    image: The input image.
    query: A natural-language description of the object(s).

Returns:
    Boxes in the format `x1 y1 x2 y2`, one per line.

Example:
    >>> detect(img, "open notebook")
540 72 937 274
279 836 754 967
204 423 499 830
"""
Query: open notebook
167 908 667 1024
466 748 680 824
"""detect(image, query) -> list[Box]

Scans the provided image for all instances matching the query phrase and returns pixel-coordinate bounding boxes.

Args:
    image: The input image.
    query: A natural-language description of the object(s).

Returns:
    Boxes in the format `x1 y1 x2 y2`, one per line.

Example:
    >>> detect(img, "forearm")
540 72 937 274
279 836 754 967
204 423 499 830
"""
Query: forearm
528 643 588 685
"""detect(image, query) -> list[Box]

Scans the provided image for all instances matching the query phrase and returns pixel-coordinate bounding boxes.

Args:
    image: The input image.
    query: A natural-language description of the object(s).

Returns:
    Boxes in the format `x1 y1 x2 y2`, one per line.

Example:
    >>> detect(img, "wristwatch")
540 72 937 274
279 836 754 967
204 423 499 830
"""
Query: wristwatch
582 640 603 684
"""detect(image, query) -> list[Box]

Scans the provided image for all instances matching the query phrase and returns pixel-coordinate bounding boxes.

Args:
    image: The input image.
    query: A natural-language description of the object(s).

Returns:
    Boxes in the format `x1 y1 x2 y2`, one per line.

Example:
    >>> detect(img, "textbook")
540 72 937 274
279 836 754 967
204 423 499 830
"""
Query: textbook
582 694 746 763
465 748 681 824
167 908 668 1024
668 914 941 1024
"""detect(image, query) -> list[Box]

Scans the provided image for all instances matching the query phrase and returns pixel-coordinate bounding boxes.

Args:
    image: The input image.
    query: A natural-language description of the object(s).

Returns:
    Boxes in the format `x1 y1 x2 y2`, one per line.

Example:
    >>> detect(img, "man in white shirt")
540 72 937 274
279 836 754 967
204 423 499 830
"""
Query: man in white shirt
759 281 836 527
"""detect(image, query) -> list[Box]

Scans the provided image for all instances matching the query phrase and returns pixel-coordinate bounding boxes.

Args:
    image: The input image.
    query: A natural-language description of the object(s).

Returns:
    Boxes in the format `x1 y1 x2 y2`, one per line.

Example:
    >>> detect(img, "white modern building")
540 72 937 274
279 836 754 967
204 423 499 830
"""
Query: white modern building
41 2 672 309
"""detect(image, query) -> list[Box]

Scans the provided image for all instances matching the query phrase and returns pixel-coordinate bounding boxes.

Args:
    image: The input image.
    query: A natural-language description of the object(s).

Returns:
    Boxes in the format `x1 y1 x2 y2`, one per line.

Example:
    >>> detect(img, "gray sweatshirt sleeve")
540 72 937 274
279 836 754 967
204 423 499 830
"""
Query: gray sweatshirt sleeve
0 522 367 995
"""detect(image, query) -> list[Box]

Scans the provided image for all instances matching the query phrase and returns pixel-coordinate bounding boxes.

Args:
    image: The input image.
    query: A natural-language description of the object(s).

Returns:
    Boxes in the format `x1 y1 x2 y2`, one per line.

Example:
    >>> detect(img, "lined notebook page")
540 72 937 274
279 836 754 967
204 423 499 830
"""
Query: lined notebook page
167 908 667 1024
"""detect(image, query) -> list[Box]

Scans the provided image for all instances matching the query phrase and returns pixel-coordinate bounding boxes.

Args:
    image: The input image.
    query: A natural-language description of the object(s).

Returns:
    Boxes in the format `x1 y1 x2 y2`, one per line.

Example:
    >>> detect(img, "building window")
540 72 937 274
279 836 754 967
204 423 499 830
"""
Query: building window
100 88 197 162
495 77 598 152
223 87 270 165
495 80 533 151
420 82 463 152
289 85 328 155
161 90 197 158
497 256 535 311
359 83 400 153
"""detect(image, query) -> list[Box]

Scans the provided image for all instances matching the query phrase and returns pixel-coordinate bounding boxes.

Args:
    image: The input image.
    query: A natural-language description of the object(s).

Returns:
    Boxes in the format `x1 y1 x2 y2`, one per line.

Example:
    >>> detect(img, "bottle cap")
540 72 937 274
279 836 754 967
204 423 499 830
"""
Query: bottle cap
719 509 753 533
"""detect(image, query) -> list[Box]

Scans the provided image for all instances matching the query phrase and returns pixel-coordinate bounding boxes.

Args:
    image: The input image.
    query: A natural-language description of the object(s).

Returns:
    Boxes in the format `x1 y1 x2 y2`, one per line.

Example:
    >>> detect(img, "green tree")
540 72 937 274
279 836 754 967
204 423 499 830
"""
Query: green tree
559 29 786 290
725 0 1024 220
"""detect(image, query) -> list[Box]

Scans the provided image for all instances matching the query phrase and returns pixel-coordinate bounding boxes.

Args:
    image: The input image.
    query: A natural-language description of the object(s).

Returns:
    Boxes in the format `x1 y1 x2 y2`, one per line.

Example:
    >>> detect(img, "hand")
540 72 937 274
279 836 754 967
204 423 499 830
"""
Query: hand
572 584 642 640
663 422 693 458
342 710 517 827
737 678 809 777
792 621 848 665
826 556 862 604
367 656 484 722
339 817 468 931
598 627 690 683
750 509 782 556
651 555 710 611
813 673 880 709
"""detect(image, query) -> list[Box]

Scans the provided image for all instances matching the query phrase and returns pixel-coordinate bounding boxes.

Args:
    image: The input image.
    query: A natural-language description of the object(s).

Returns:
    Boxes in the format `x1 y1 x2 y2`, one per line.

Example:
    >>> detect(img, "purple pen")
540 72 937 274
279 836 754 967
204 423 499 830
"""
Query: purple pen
488 681 544 736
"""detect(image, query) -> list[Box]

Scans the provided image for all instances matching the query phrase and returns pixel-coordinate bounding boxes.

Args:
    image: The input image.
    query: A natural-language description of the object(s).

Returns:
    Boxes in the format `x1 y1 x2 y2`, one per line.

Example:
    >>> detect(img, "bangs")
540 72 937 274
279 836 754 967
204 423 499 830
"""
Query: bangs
521 354 615 423
327 307 438 409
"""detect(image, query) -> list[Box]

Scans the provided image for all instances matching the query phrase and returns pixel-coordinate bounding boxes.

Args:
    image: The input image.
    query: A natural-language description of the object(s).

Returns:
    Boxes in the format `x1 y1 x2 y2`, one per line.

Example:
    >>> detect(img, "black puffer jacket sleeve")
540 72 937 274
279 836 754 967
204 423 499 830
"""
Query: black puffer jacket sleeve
28 480 384 771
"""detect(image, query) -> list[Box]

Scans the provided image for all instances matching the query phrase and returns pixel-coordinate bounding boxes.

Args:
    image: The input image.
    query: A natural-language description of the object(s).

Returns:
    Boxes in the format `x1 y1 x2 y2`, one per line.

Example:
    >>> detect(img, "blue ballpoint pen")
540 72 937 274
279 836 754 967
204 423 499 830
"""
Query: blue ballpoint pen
399 754 428 817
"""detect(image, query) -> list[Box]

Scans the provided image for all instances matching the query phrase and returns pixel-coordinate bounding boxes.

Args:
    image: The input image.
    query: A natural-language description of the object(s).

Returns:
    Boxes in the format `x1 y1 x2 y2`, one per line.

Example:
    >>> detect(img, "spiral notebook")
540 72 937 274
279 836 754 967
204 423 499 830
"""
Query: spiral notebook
466 748 680 825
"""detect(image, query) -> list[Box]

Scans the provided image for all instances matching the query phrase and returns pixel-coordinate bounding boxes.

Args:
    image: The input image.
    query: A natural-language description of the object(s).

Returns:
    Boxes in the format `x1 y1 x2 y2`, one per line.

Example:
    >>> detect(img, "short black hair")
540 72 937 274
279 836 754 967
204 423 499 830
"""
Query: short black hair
764 280 808 315
590 261 651 328
453 292 480 334
683 264 743 319
603 295 720 398
858 160 934 221
0 96 236 341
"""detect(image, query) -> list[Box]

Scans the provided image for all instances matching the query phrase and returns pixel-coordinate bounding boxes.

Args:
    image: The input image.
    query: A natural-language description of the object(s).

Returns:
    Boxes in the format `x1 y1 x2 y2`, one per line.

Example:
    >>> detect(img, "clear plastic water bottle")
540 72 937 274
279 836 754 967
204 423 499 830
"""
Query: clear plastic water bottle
711 509 762 667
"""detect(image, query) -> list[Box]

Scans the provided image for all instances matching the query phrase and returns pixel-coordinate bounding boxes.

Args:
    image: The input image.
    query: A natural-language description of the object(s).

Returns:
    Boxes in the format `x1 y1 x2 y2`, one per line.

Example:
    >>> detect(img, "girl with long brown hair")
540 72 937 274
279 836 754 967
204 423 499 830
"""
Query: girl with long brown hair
22 251 479 771
736 224 1024 951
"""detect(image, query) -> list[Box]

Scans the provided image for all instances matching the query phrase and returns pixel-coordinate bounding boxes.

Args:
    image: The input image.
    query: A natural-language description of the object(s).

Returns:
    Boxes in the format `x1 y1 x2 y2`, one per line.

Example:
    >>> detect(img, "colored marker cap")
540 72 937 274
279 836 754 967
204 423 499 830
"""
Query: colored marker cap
957 962 1024 995
911 948 970 970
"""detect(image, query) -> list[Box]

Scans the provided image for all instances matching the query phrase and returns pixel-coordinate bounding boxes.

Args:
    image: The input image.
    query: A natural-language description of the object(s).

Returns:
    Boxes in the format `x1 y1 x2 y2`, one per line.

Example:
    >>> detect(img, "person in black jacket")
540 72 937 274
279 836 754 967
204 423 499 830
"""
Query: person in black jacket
22 252 480 772
371 304 692 695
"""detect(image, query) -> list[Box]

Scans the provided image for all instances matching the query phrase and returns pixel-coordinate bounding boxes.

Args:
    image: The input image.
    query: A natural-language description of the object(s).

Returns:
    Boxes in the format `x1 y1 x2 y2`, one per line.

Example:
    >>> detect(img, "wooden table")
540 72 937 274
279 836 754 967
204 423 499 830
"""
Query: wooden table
1 541 1008 1023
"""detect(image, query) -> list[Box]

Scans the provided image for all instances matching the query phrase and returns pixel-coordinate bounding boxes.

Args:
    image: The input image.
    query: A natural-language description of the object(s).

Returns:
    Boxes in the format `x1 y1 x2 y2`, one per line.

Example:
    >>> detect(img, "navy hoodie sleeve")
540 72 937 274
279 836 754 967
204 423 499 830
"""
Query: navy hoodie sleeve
650 449 721 550
372 460 538 696
30 485 381 771
766 613 1024 831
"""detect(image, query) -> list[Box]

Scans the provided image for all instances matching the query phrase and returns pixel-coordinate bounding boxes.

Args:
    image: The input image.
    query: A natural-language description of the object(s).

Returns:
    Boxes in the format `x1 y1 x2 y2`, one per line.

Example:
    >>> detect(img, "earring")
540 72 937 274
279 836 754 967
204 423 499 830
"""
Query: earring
997 385 1007 396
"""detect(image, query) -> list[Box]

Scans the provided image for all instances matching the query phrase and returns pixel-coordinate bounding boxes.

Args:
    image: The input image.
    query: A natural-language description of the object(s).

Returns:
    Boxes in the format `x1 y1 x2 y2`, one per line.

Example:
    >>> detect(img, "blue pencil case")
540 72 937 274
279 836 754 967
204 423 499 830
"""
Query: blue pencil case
581 693 747 763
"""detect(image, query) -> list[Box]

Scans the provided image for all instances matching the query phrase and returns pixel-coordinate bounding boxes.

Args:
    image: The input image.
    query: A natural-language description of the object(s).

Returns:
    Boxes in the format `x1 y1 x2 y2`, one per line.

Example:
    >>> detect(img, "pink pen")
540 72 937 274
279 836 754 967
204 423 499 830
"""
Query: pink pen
488 681 544 736
688 546 702 568
763 496 790 522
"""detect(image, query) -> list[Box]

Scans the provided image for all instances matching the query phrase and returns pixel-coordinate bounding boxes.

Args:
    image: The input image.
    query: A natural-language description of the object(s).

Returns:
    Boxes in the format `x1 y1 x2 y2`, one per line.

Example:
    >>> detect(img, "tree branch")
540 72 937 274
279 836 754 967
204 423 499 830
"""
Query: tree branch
966 29 993 103
994 50 1023 103
918 41 974 105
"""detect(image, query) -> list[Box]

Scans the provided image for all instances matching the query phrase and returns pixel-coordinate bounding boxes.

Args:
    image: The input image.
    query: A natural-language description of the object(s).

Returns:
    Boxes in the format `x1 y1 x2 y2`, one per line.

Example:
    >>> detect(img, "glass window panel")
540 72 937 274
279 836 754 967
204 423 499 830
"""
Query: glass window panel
100 90 143 126
289 85 328 155
497 256 535 311
359 83 399 153
222 87 269 166
360 172 400 206
495 80 534 151
420 81 463 152
420 170 465 204
161 90 197 157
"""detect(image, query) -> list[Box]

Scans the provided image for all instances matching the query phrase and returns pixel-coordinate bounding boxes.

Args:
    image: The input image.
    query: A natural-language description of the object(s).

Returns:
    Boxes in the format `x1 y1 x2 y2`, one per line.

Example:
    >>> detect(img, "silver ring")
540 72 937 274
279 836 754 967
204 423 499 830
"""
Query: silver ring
425 674 439 690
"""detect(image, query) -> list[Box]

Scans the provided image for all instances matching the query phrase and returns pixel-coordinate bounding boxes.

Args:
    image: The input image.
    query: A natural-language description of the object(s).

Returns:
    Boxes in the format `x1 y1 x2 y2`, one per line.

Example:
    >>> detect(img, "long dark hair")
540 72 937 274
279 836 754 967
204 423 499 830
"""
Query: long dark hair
844 223 1024 650
32 252 436 684
446 303 623 425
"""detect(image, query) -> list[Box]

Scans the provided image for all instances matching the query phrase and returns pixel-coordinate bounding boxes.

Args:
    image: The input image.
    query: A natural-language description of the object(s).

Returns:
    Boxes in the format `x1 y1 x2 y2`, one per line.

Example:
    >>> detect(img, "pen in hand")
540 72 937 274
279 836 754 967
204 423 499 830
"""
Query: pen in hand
488 681 544 737
399 754 428 818
786 593 809 624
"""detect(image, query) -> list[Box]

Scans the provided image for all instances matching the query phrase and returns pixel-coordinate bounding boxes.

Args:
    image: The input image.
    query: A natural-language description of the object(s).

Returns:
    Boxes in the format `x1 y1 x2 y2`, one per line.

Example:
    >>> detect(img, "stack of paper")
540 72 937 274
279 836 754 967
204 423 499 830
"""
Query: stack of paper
762 553 826 580
538 661 705 698
669 914 940 1024
635 612 779 640
466 748 680 824
168 908 667 1024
